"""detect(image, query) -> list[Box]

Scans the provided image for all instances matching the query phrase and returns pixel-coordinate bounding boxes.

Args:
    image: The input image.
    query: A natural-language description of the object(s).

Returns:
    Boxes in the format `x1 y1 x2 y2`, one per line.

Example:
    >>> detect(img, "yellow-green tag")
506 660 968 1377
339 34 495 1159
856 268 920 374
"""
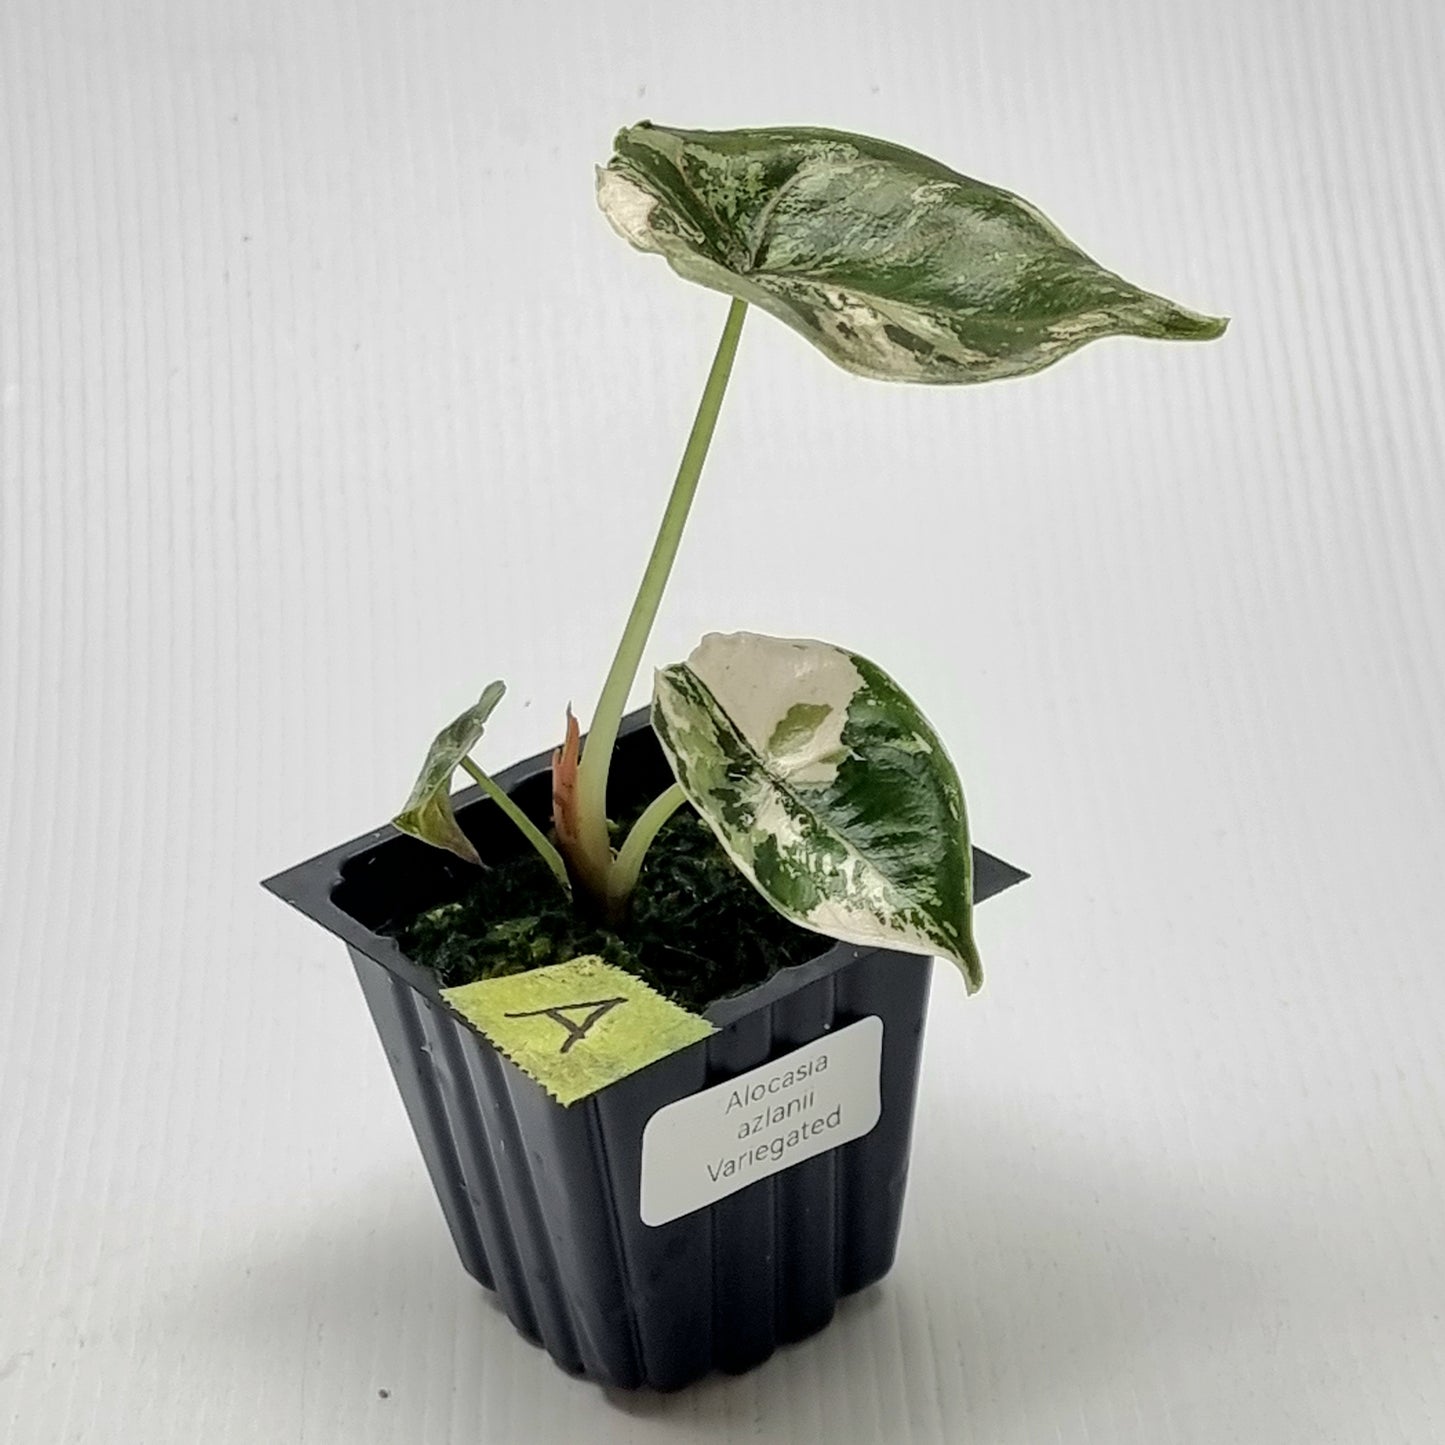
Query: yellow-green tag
441 956 715 1106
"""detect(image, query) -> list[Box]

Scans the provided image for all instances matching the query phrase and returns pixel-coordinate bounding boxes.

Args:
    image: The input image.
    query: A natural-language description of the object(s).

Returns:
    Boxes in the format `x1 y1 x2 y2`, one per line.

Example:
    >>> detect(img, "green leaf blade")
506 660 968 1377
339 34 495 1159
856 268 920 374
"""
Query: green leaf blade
652 633 983 991
393 680 507 866
599 122 1226 384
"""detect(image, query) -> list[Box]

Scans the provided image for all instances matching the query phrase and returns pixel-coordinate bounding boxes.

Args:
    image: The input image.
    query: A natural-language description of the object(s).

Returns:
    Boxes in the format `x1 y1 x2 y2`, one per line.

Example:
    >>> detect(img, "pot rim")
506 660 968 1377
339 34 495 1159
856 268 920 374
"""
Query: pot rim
261 710 1027 1028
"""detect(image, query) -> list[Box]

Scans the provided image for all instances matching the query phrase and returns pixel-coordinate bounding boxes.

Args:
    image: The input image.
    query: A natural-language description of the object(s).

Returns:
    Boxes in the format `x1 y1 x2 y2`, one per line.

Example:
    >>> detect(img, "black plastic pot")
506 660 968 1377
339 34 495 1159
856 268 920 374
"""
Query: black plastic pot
264 712 1025 1391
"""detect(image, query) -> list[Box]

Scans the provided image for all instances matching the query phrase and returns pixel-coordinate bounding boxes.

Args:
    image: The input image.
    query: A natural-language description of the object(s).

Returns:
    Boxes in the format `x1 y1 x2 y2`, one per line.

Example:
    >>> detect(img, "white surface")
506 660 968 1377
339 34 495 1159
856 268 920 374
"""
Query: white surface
3 1 1443 1441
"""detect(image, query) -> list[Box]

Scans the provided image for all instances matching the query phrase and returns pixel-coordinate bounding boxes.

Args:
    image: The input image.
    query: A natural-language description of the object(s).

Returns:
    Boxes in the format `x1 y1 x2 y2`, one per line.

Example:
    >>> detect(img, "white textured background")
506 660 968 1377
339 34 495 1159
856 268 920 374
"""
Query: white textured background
3 1 1443 1441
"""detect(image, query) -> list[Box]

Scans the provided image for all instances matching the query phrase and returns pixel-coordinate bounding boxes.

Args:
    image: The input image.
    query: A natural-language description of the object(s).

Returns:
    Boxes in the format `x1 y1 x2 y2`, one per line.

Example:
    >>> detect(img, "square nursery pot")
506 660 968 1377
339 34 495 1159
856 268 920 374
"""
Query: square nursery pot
264 711 1025 1392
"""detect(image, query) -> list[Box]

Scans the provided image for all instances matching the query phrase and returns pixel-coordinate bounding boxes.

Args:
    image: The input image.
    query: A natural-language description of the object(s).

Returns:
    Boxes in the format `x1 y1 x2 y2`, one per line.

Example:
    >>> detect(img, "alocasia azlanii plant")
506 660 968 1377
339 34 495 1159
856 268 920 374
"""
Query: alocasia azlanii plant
395 122 1225 990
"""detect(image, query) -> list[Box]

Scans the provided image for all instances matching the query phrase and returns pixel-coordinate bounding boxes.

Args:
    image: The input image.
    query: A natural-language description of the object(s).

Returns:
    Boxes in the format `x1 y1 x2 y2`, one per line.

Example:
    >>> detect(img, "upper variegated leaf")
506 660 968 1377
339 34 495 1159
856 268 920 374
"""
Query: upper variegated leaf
599 122 1226 384
393 681 506 866
652 633 983 990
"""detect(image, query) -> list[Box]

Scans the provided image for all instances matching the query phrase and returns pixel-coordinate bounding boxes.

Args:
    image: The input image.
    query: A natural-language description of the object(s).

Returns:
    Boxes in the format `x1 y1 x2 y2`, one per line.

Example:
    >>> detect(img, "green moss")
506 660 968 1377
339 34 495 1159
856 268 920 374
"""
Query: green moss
391 804 827 1013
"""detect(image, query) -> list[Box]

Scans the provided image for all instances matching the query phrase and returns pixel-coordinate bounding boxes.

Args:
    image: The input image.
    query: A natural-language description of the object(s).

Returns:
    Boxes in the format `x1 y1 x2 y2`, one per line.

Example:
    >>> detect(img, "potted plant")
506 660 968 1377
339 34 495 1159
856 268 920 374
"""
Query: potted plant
265 121 1225 1392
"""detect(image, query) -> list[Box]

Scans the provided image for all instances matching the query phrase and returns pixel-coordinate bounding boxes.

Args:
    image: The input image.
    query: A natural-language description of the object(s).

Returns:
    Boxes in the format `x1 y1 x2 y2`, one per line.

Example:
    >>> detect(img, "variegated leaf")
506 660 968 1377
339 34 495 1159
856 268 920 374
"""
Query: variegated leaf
393 681 506 866
652 633 982 990
598 122 1226 384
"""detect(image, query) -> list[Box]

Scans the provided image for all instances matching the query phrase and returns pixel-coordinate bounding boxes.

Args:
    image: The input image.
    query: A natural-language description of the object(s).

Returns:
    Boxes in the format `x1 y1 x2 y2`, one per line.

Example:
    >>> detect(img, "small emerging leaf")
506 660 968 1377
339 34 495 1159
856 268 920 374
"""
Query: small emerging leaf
599 122 1226 384
652 633 983 990
551 706 582 855
394 681 507 866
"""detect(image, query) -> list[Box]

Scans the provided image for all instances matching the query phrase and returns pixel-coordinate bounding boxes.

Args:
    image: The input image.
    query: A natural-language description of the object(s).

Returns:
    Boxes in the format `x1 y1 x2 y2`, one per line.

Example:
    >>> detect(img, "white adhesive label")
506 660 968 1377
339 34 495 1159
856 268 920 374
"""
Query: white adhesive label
639 1015 883 1227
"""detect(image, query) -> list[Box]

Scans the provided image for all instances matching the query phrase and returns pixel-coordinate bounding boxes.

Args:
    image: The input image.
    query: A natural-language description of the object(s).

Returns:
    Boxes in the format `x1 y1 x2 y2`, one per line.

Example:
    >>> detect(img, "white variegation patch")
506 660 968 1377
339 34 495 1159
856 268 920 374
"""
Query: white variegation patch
784 836 947 962
891 731 934 755
815 287 914 375
686 632 862 787
804 887 942 959
909 179 954 208
595 166 660 252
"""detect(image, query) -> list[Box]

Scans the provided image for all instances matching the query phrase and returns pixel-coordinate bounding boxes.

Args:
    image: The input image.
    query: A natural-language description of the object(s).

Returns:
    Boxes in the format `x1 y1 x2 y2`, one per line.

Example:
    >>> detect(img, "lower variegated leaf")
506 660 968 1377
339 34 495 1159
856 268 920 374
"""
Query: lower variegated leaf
652 633 983 990
393 681 506 865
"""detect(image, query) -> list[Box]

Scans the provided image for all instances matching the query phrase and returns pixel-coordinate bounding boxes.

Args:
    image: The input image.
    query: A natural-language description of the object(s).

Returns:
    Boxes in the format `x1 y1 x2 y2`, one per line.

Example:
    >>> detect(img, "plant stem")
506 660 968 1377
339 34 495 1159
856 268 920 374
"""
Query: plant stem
606 782 687 917
570 297 748 894
459 756 572 896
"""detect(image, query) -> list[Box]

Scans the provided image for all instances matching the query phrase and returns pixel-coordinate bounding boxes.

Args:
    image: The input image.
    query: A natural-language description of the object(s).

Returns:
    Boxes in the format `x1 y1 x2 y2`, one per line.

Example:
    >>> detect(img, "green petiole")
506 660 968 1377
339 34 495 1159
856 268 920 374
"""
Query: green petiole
605 782 687 919
568 297 748 910
459 756 572 897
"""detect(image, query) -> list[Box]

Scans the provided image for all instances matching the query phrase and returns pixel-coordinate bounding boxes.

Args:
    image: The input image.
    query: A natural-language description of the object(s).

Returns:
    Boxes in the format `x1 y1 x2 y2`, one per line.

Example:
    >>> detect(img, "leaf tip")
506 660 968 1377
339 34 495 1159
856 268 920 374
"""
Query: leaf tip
1133 291 1230 343
1169 307 1230 342
951 932 985 995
